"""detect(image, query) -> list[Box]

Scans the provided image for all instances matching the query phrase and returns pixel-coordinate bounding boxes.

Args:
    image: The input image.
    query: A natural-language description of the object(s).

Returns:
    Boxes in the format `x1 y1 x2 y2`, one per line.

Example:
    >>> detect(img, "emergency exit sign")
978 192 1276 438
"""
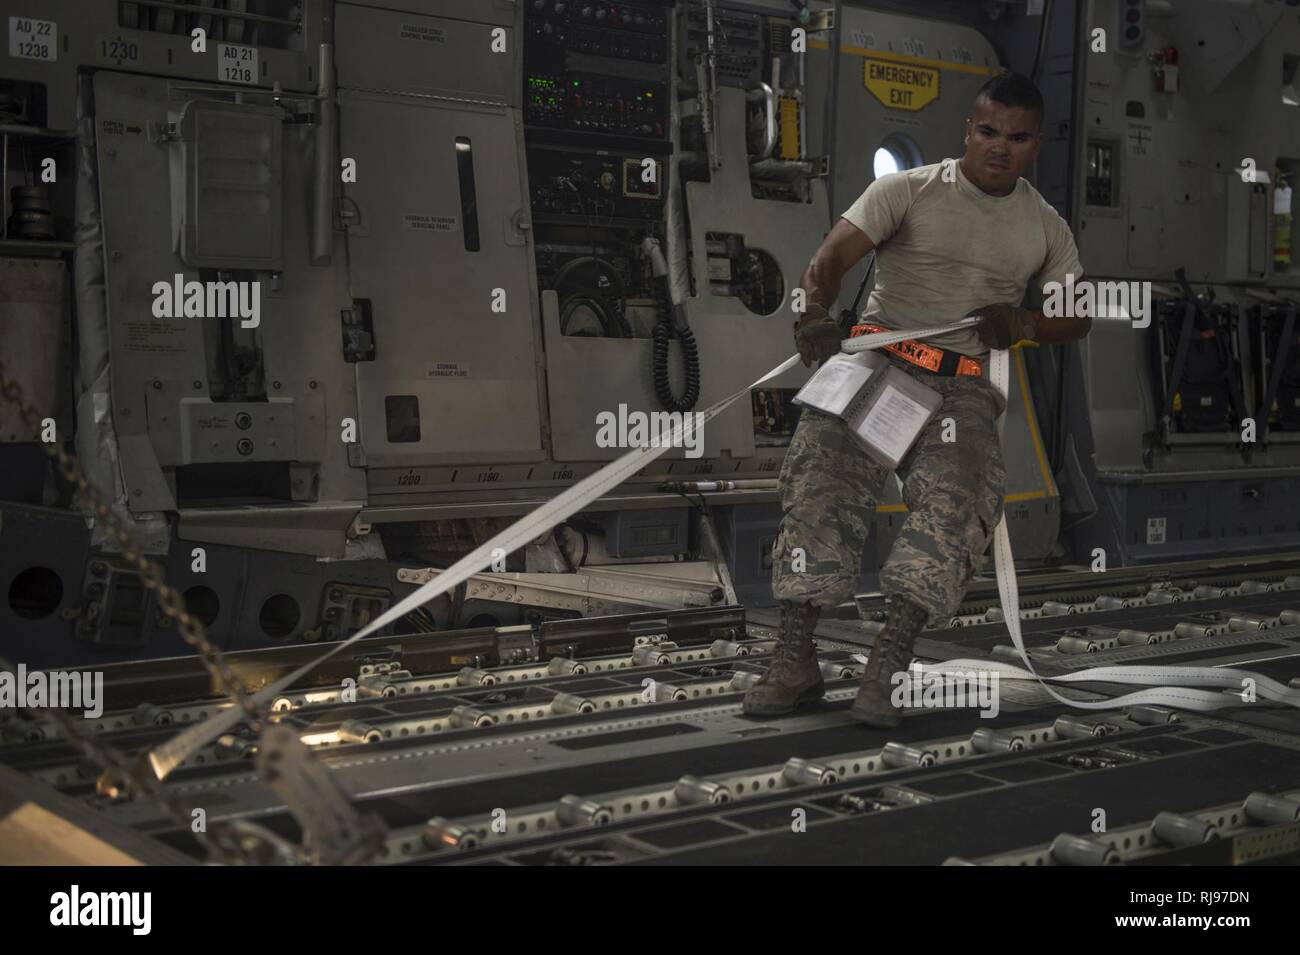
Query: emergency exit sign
863 58 939 111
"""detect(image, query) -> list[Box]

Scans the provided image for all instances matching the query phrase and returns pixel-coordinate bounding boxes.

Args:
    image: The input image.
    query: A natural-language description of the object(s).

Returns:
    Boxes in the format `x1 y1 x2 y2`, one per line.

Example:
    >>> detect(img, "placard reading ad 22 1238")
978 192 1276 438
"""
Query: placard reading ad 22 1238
8 16 57 61
219 43 258 85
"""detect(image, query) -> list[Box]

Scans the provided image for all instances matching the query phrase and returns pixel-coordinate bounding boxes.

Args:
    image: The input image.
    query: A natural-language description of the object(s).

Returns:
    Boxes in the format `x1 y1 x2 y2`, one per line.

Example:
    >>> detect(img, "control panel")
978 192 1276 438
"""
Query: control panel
680 5 764 87
528 148 665 221
525 1 669 63
524 0 672 146
525 72 667 139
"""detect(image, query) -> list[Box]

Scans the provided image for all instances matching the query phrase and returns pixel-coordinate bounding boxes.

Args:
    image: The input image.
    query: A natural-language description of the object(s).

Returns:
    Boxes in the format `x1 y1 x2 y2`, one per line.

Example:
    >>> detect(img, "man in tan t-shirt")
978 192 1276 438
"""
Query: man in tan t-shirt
744 71 1089 726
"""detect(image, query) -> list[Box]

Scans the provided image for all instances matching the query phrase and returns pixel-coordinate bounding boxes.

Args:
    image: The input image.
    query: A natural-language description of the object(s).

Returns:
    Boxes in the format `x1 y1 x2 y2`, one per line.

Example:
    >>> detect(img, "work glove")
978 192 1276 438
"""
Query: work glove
793 302 843 367
972 303 1038 350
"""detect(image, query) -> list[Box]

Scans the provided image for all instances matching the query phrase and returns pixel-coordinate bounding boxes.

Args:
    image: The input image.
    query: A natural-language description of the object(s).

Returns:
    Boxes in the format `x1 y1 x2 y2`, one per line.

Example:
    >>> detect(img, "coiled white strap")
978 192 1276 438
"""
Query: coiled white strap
958 348 1300 712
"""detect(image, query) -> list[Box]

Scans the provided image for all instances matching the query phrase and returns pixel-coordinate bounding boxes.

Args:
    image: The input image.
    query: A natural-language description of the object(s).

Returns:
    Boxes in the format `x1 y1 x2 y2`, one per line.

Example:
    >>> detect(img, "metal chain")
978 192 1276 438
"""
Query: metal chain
0 361 279 861
0 363 265 728
1 679 303 864
0 650 218 854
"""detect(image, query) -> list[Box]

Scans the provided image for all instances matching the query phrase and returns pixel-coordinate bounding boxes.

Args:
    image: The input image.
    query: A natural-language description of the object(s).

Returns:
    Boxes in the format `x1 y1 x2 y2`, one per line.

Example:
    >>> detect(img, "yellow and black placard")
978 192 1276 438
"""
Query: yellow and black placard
863 58 939 111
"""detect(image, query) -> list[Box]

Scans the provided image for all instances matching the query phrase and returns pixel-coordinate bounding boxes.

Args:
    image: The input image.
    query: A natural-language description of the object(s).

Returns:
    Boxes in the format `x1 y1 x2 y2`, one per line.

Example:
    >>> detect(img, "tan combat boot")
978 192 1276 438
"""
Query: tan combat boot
742 601 825 716
849 594 930 727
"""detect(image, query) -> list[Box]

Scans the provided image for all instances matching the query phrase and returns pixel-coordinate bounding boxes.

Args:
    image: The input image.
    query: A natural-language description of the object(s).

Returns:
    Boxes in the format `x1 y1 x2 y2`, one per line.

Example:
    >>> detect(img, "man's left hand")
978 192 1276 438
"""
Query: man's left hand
972 304 1038 350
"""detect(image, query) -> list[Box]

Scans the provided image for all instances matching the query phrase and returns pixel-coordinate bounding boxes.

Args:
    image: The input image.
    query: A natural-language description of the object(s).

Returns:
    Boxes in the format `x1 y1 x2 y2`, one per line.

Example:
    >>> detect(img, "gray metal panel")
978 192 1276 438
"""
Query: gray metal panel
1080 317 1145 471
175 99 284 270
1096 473 1300 566
336 0 517 27
94 71 364 530
177 503 360 560
0 257 64 442
339 89 544 466
96 73 201 512
1076 0 1300 287
144 393 325 466
541 291 735 463
258 128 368 512
334 2 516 104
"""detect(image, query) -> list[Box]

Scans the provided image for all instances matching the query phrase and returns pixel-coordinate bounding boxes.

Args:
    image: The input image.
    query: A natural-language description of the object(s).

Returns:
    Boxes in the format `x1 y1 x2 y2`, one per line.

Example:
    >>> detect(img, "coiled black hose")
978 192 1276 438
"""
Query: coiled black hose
652 298 700 412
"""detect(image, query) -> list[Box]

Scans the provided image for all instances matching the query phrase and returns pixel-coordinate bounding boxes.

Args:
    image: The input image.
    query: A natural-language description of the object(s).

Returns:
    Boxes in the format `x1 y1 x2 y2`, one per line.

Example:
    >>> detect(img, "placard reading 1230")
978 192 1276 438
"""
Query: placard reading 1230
9 16 57 61
218 43 258 84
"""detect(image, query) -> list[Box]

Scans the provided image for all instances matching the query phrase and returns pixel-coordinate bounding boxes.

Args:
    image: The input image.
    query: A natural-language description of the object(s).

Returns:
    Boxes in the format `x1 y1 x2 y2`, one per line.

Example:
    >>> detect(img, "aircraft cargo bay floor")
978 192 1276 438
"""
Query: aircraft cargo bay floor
3 562 1300 866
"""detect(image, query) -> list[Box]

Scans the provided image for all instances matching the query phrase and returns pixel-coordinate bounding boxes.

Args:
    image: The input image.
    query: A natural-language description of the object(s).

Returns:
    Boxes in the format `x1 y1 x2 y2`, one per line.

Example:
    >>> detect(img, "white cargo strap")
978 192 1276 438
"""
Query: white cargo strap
147 319 1297 779
148 321 960 777
932 348 1300 713
905 657 1300 709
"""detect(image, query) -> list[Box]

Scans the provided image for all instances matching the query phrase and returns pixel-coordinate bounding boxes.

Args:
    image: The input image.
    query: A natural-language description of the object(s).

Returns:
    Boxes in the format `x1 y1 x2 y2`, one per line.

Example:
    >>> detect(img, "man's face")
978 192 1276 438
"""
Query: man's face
962 98 1042 195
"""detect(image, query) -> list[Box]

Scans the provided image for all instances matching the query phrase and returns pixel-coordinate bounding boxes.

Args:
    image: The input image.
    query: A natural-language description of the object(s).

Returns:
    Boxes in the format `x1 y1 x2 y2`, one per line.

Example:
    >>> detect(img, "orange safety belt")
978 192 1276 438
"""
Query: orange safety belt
850 322 983 377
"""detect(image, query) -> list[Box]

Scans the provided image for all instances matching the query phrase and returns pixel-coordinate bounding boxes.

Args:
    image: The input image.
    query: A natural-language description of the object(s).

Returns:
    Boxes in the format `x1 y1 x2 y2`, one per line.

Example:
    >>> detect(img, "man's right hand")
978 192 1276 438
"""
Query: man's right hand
793 303 842 367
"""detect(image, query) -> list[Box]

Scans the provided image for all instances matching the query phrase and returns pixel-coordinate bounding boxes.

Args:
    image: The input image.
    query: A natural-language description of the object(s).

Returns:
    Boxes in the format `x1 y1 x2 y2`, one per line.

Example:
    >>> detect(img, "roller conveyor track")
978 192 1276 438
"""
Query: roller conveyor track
3 564 1300 865
848 550 1300 625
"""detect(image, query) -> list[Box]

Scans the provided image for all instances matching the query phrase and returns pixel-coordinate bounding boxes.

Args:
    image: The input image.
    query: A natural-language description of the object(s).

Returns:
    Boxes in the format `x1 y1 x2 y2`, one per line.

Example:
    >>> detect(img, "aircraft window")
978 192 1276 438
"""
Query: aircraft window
873 134 923 179
874 146 903 178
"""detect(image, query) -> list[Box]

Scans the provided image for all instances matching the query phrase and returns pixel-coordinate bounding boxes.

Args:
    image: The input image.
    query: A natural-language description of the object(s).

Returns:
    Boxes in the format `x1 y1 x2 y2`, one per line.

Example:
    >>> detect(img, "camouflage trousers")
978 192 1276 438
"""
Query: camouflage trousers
771 354 1009 624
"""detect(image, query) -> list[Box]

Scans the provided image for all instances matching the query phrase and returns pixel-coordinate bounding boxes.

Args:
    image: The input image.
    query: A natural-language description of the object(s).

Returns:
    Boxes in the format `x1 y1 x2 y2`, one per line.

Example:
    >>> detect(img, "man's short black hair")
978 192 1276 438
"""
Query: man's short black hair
973 71 1044 125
